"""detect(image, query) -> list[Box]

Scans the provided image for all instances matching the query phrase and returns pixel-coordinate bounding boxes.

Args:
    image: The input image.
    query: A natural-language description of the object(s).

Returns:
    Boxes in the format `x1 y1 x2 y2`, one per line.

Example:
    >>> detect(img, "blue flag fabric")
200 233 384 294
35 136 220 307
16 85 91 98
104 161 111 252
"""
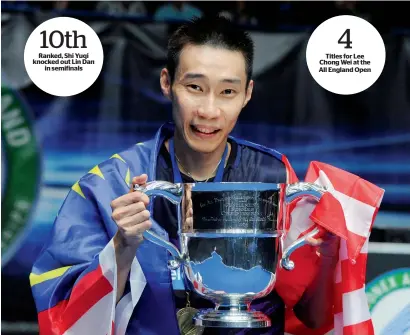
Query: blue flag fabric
30 122 297 335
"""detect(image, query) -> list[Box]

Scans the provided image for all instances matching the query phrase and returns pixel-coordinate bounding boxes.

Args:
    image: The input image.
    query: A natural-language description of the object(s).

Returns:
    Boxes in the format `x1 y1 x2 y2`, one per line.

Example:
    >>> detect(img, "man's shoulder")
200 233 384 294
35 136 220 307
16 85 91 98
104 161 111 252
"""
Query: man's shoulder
229 136 291 183
109 139 154 167
231 136 285 163
77 139 156 188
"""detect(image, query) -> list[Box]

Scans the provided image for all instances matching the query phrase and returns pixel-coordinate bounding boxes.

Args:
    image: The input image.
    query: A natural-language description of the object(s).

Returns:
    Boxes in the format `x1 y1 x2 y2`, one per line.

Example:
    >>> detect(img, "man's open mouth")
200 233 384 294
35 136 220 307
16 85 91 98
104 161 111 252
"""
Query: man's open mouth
191 125 220 135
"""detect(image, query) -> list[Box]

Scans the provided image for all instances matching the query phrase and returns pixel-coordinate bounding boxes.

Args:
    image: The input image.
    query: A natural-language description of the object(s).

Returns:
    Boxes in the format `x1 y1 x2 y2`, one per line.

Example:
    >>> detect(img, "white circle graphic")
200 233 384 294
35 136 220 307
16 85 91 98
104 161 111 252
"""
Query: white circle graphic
24 17 104 97
306 15 386 95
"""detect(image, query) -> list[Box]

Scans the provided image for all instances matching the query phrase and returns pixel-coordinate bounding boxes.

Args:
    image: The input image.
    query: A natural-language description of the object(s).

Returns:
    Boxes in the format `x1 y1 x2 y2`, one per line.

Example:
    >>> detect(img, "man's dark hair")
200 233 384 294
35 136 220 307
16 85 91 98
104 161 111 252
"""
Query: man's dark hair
167 16 254 87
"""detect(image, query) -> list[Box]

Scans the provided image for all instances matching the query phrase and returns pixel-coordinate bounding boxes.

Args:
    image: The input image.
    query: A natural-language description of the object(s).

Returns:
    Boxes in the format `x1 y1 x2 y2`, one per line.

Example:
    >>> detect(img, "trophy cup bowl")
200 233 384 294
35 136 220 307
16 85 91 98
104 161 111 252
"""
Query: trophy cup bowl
134 182 326 328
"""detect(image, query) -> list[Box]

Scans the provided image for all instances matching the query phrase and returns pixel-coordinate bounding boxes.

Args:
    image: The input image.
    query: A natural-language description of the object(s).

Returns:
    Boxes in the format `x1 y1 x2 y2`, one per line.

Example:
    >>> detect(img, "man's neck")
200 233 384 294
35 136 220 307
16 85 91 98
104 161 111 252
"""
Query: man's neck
166 132 230 181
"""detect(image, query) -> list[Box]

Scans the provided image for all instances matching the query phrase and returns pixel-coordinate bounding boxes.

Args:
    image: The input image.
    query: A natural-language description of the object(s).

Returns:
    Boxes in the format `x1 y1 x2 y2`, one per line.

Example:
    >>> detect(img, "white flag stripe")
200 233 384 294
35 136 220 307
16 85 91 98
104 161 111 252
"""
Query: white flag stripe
284 198 316 249
283 164 382 335
331 189 375 237
336 239 369 283
99 239 116 287
99 239 117 335
342 286 371 326
115 252 147 335
130 256 147 307
360 237 369 254
115 292 134 335
99 239 148 335
114 247 147 333
315 171 376 238
314 170 334 189
63 293 114 335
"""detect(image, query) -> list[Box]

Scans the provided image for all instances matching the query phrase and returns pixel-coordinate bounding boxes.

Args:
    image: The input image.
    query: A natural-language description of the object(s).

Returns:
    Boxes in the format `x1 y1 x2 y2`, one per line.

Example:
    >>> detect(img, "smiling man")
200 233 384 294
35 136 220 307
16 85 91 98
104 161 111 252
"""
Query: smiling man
30 16 339 335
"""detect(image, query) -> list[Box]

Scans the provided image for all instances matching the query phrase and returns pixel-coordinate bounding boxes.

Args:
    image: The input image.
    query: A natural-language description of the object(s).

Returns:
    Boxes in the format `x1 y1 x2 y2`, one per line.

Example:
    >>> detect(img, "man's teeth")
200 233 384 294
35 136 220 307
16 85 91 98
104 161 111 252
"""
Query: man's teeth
194 127 216 134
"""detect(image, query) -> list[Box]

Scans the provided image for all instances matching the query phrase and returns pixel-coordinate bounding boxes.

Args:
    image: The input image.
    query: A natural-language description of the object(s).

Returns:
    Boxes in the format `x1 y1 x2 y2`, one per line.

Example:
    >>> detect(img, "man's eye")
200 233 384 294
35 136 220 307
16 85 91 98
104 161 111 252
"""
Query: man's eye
222 89 235 95
188 85 202 91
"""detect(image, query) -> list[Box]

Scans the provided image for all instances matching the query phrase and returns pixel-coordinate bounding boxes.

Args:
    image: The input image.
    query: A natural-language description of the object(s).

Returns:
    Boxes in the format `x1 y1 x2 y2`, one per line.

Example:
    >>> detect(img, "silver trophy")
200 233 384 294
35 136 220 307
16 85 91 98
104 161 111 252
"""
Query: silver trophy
134 182 326 329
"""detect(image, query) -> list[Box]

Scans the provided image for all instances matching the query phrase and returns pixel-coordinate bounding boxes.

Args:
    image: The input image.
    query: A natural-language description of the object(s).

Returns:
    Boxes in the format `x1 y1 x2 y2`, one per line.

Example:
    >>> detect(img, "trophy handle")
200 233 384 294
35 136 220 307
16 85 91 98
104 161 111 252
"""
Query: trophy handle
134 181 184 270
280 182 326 271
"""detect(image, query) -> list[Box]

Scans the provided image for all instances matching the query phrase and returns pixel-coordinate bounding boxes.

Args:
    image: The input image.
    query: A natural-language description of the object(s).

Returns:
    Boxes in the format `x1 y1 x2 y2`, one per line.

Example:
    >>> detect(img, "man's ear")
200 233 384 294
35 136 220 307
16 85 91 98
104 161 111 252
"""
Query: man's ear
160 68 172 101
243 79 254 108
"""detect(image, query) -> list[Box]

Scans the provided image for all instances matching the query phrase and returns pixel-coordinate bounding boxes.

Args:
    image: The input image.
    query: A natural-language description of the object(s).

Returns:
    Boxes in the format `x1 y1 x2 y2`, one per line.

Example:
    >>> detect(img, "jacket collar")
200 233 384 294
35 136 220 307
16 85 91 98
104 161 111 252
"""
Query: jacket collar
148 122 175 182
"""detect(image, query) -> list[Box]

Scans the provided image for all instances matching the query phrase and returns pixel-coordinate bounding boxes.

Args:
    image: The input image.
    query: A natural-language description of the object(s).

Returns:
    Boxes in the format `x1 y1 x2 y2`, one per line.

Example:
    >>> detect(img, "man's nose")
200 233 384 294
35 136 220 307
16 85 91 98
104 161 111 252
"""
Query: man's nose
197 96 221 119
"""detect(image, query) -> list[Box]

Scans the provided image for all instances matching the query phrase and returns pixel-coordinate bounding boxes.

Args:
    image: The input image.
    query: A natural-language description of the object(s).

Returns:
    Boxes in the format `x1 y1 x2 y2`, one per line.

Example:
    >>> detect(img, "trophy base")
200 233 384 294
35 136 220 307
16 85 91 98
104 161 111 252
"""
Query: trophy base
193 309 271 328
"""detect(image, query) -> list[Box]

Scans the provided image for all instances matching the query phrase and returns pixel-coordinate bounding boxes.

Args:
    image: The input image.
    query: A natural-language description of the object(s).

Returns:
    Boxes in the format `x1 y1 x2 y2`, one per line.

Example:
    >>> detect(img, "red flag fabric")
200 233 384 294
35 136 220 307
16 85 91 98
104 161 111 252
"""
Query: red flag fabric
277 161 385 335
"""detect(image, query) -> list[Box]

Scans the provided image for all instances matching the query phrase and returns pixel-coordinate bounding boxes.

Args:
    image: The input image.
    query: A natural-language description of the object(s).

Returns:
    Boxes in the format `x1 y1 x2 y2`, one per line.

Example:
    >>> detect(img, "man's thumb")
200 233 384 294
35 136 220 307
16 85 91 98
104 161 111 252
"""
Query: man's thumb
129 174 148 193
132 174 148 186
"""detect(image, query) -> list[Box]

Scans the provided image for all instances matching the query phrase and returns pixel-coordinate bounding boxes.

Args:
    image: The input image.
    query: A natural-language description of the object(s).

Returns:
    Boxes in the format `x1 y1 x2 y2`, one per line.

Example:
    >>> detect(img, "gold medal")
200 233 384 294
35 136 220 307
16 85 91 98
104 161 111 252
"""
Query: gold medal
177 306 200 335
176 292 204 335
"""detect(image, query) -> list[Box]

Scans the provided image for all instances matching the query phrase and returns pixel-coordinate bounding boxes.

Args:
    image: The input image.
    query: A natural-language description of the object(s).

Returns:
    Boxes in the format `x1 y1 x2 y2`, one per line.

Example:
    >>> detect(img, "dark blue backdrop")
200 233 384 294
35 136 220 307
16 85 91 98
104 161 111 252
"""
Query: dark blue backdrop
1 12 409 327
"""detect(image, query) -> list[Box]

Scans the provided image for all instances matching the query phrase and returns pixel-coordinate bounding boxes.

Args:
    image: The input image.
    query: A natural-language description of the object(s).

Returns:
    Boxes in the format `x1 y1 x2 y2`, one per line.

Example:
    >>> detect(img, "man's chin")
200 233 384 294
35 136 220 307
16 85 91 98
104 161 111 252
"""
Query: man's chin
185 133 226 154
189 144 219 155
184 138 221 154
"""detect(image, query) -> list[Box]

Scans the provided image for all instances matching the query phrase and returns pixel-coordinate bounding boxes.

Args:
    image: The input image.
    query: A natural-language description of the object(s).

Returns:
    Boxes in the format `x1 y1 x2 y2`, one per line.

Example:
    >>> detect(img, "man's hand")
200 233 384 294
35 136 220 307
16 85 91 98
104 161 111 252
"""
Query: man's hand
112 174 152 248
183 184 194 231
294 231 340 329
112 174 151 303
306 231 340 259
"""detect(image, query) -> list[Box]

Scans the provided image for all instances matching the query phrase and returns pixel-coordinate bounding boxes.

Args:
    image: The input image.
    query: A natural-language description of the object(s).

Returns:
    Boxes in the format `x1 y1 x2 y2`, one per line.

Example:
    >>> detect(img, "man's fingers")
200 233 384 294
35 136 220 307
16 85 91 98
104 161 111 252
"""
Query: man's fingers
111 191 149 209
126 219 152 235
185 207 193 218
117 220 152 244
185 217 193 227
137 192 150 206
111 202 146 221
118 210 151 228
185 190 191 202
132 174 148 186
111 192 137 208
130 174 149 196
113 173 151 246
306 237 323 246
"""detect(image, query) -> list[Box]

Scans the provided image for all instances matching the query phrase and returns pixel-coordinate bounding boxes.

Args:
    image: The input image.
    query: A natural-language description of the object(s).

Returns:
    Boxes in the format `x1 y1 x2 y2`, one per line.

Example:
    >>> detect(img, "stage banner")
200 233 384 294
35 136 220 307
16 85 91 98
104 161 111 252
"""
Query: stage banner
365 245 410 335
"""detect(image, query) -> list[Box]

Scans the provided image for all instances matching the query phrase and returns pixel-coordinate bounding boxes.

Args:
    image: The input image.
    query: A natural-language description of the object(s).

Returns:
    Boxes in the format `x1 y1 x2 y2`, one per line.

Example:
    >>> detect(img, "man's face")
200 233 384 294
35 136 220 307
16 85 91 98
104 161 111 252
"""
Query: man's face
160 44 253 154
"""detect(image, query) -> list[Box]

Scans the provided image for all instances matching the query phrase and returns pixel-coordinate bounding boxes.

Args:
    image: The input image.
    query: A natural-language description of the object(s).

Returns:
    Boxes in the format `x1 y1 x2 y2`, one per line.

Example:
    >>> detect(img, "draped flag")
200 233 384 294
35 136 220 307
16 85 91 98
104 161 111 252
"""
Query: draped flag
30 157 384 335
29 154 148 335
30 237 145 335
276 161 385 335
